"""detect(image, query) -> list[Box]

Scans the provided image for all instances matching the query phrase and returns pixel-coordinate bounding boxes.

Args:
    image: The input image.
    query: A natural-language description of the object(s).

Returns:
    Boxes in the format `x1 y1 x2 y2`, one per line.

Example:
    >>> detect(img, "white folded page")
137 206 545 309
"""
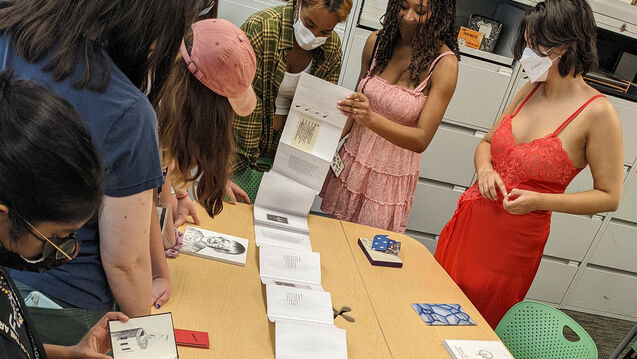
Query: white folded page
266 284 333 325
253 206 309 234
254 224 312 251
272 142 331 193
254 171 316 219
259 244 322 287
276 320 347 359
279 73 353 162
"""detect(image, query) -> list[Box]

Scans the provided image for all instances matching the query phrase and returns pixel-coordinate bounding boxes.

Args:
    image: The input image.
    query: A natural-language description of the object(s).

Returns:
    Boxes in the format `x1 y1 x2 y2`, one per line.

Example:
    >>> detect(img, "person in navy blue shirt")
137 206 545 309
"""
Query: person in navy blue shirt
0 0 207 346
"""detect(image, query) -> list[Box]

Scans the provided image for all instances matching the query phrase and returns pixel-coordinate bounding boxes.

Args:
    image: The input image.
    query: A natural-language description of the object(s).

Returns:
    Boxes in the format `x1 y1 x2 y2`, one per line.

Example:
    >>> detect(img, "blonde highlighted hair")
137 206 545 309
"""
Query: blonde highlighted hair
299 0 352 23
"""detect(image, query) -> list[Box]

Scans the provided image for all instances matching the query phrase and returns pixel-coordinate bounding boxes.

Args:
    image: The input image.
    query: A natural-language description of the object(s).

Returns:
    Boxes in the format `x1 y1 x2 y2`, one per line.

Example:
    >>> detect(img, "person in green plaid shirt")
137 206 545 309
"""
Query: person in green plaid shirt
231 0 353 202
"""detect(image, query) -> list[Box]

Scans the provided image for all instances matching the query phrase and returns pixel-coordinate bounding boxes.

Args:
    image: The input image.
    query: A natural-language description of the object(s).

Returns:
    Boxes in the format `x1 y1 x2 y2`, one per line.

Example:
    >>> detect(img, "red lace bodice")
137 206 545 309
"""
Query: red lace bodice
462 84 604 203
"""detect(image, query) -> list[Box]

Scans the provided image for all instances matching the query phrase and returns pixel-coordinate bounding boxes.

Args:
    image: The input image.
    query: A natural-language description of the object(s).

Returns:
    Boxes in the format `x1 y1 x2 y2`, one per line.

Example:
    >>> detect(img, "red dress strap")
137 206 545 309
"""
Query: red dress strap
511 83 542 117
552 94 606 136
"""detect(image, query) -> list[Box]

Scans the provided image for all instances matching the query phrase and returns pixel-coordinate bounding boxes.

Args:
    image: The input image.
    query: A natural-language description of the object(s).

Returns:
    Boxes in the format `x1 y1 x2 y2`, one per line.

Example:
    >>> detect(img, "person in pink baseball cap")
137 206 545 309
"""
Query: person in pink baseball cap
155 18 256 230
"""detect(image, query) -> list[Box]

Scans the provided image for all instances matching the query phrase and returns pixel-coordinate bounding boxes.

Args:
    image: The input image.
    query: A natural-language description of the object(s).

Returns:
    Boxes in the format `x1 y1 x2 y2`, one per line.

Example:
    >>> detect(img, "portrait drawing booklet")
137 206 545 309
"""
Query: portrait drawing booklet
181 226 249 266
259 244 322 288
108 313 178 359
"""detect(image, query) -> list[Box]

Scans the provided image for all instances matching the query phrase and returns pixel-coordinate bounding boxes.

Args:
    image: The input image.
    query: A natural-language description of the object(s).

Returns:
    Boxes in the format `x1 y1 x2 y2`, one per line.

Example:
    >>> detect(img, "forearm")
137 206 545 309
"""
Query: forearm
100 192 153 317
537 189 621 214
474 141 494 173
340 118 354 141
44 345 73 359
366 113 433 153
105 257 152 315
150 205 170 280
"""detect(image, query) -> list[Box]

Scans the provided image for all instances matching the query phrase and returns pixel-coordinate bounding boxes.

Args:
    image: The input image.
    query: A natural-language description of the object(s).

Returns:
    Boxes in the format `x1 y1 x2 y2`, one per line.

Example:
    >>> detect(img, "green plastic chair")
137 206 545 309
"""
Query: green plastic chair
495 301 598 359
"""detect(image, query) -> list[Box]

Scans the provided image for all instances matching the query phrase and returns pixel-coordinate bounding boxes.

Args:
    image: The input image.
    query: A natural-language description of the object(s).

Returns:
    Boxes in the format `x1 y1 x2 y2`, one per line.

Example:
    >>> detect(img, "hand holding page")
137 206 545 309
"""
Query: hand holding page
109 313 178 359
279 73 353 161
259 244 322 287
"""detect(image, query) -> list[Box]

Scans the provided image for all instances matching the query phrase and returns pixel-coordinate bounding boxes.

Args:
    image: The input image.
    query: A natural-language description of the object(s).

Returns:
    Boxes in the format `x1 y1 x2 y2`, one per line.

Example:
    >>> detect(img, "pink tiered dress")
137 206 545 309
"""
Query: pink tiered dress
320 51 455 233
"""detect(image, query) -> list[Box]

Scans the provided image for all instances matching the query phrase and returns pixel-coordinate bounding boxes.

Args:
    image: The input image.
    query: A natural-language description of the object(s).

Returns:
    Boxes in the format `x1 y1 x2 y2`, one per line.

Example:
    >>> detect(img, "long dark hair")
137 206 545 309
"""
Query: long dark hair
513 0 597 77
0 0 206 103
156 36 233 219
371 0 459 85
0 71 102 239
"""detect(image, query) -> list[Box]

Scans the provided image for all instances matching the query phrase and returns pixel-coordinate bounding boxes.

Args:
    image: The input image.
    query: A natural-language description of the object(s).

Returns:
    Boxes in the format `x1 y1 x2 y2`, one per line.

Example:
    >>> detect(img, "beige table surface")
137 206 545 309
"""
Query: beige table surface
339 220 501 359
153 203 390 358
153 202 501 358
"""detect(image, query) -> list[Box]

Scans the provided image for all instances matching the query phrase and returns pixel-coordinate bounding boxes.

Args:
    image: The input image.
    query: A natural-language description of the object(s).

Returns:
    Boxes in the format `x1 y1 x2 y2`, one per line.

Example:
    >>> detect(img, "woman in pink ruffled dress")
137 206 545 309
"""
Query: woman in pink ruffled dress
320 0 459 232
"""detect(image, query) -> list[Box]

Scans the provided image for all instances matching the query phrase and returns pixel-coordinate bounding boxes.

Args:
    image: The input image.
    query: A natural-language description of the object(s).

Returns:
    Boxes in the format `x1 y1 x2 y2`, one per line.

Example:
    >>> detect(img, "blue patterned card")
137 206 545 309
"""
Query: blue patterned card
411 303 476 326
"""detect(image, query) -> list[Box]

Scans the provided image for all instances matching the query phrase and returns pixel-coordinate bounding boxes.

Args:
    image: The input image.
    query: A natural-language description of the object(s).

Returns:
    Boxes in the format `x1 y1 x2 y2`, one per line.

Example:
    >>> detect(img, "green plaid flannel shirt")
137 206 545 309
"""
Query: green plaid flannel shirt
232 0 343 172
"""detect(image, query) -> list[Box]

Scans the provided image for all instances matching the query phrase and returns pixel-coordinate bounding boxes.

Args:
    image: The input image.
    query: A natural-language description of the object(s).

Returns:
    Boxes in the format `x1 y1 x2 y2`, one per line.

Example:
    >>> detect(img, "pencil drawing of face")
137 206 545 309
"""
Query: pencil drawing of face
189 229 246 255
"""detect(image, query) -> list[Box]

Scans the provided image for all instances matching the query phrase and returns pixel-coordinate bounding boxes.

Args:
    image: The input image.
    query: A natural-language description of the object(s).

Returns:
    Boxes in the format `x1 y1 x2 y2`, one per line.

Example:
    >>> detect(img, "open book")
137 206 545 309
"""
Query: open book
253 73 353 235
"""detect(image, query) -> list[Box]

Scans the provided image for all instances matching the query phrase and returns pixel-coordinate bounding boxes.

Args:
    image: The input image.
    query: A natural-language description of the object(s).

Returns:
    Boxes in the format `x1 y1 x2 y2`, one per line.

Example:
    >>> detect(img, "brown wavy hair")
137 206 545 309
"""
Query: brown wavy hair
156 35 233 218
0 0 206 101
513 0 598 77
371 0 459 86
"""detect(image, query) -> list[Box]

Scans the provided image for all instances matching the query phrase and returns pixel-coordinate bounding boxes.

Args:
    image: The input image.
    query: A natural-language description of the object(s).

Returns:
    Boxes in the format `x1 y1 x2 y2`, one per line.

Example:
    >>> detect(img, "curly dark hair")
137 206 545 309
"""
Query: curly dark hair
371 0 459 85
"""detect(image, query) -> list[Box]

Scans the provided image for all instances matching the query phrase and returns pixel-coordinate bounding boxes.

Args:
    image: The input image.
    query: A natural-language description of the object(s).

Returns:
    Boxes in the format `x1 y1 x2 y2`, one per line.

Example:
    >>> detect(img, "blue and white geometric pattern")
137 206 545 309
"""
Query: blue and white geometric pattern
411 303 476 326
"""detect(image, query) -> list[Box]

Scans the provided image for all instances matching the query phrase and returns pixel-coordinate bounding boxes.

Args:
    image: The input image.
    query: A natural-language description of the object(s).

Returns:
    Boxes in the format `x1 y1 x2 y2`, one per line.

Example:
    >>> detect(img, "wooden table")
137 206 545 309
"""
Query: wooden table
340 221 501 358
154 203 500 358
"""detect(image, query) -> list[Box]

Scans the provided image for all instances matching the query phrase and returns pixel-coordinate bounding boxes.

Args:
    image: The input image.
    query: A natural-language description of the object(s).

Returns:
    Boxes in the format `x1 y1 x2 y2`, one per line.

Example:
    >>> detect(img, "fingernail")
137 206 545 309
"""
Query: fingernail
155 304 160 309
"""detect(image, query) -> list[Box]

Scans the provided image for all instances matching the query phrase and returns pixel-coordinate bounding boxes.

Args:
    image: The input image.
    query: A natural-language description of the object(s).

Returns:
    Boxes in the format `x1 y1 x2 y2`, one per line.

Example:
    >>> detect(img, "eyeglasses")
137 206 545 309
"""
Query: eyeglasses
199 0 216 16
23 219 79 261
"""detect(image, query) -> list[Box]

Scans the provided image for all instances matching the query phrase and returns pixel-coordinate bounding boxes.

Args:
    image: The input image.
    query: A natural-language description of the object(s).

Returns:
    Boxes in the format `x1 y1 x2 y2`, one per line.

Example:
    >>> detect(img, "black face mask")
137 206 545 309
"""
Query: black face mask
0 233 78 273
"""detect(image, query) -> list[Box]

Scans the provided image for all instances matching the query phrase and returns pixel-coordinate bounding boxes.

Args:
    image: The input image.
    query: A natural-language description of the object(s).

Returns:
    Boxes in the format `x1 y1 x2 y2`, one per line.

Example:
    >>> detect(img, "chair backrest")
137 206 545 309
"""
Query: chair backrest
495 301 598 359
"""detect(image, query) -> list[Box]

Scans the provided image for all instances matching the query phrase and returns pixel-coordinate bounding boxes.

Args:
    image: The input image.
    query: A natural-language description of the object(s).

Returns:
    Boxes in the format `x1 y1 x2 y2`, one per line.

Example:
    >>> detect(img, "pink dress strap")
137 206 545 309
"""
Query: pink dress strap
552 94 605 136
414 51 456 92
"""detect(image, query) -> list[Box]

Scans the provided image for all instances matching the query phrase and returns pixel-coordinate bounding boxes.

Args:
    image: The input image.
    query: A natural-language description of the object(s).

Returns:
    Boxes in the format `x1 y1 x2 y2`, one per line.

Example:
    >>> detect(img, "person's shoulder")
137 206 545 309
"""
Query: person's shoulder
581 90 620 128
244 4 283 28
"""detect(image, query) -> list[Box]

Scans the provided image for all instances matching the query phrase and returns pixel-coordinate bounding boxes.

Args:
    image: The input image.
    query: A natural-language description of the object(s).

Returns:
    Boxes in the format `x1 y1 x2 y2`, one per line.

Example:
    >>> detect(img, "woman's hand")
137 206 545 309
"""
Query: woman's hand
502 189 543 215
66 312 129 359
174 192 201 227
477 168 508 201
152 277 171 309
226 180 251 204
337 93 377 128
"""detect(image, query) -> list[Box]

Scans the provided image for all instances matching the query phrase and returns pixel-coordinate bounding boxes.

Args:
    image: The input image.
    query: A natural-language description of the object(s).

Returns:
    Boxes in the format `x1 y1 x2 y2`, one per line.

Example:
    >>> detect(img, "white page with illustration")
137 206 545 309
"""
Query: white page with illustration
259 244 322 288
266 284 333 325
279 73 353 163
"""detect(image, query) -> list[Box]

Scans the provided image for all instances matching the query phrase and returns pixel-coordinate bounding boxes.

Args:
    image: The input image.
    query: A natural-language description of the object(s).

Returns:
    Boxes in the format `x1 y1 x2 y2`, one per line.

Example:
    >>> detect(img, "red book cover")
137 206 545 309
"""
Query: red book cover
174 329 209 349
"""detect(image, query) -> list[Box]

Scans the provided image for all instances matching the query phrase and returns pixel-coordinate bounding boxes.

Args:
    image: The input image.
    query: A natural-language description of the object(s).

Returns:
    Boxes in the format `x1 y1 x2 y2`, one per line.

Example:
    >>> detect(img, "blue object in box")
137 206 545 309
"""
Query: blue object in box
411 303 476 326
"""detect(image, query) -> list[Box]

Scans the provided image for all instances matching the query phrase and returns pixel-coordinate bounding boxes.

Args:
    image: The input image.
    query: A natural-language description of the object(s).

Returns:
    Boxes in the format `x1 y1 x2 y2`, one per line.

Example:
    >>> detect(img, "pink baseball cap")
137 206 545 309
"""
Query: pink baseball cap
180 19 257 116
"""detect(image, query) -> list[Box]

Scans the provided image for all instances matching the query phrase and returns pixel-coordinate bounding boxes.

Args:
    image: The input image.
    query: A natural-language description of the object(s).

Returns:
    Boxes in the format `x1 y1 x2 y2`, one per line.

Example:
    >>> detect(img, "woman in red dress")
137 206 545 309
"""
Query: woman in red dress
435 0 624 328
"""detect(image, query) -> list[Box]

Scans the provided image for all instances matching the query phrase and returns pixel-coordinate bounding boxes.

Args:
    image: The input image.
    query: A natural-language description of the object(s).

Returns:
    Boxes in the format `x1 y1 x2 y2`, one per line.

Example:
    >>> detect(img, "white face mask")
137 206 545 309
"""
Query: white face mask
293 3 328 51
519 47 561 83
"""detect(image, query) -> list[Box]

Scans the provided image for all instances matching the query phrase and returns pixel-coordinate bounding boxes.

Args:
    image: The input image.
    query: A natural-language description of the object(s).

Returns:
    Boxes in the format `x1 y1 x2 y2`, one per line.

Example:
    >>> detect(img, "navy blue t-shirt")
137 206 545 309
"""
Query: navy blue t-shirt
1 35 164 310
